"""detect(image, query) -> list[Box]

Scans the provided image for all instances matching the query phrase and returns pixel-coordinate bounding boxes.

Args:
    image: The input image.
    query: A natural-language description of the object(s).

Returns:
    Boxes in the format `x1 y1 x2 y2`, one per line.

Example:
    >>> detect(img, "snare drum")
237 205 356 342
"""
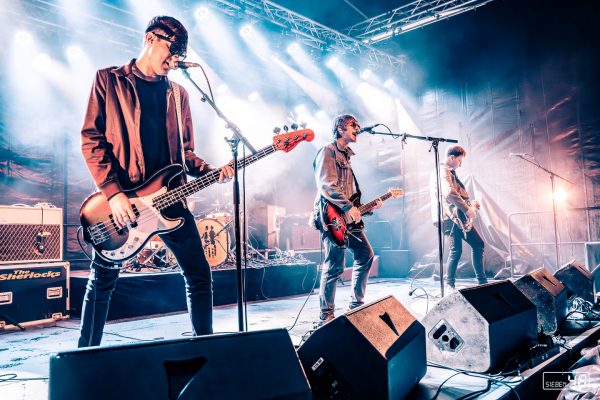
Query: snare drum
196 218 230 268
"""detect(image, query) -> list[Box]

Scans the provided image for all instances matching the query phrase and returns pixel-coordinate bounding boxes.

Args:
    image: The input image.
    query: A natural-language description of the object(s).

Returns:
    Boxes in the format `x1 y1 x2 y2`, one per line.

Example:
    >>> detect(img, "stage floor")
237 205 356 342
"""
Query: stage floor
1 277 598 399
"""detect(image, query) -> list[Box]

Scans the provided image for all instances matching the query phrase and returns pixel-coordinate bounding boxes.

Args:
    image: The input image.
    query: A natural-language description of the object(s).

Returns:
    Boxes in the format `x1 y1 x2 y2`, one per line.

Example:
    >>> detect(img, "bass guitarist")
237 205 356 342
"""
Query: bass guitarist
310 114 381 325
79 16 233 347
429 145 487 292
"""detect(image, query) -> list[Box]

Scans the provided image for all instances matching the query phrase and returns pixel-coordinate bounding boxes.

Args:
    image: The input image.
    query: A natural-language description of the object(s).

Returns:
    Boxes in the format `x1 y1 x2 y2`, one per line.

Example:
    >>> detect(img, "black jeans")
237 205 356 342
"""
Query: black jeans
443 219 487 287
78 208 213 347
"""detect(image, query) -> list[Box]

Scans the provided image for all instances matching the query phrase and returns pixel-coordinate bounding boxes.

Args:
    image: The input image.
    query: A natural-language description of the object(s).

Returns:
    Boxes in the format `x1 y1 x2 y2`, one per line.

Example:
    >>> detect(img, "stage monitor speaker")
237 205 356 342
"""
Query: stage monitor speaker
553 259 594 303
49 328 310 400
421 280 537 372
0 205 63 264
297 295 426 400
514 267 568 335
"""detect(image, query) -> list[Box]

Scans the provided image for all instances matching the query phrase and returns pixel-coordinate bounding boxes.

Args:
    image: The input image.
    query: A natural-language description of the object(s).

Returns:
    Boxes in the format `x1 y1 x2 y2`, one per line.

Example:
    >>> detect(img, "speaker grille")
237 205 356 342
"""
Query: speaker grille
0 224 62 263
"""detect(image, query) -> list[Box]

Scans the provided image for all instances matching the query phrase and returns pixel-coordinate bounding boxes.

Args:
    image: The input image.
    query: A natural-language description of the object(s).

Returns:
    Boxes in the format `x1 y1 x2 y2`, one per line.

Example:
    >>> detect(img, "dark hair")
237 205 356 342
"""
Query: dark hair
145 16 188 51
331 114 357 140
446 145 466 158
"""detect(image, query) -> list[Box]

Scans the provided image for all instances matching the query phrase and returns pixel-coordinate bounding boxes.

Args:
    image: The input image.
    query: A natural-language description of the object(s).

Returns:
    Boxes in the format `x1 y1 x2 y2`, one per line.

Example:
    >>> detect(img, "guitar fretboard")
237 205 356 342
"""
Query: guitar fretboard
152 145 277 210
358 192 393 215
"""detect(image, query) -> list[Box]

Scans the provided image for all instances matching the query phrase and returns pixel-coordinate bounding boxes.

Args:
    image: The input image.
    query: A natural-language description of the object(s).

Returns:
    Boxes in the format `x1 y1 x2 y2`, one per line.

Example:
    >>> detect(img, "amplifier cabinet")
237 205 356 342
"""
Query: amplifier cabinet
0 205 63 264
0 261 69 329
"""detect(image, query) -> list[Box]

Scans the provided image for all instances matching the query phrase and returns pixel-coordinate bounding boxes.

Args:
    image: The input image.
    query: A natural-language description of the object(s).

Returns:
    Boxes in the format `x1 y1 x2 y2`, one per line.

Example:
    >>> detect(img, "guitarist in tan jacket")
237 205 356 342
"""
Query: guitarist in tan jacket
429 145 487 291
311 114 381 325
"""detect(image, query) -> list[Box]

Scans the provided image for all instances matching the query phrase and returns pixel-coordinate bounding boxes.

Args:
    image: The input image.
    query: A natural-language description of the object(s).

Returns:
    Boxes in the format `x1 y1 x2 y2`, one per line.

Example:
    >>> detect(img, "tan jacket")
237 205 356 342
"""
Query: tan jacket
430 163 470 224
81 59 213 200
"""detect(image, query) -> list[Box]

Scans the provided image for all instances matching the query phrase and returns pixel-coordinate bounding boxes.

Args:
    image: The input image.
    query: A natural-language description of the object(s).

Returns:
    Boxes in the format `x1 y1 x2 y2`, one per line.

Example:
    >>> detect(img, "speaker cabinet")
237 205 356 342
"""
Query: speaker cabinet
421 281 537 372
297 295 426 400
49 329 310 400
0 205 63 264
514 267 567 334
554 259 594 303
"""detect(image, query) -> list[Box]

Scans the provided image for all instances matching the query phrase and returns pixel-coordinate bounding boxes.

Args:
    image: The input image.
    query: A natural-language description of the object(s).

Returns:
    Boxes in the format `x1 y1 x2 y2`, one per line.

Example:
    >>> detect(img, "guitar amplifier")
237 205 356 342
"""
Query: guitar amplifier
0 205 63 264
0 261 69 329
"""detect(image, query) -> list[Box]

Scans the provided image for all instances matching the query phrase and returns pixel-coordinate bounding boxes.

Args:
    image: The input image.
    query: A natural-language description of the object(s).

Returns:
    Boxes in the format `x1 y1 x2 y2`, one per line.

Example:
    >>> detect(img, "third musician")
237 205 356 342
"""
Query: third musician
429 145 488 291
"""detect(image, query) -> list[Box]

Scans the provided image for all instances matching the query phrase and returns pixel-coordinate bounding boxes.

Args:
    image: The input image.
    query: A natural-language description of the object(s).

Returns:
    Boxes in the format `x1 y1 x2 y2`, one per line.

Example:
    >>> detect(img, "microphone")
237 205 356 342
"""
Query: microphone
171 61 201 69
360 123 380 134
509 153 527 157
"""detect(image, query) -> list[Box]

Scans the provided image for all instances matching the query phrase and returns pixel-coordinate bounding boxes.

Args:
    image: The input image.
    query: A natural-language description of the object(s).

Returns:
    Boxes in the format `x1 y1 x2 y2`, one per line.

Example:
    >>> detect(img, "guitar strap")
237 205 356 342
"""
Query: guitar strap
171 82 189 173
350 168 362 204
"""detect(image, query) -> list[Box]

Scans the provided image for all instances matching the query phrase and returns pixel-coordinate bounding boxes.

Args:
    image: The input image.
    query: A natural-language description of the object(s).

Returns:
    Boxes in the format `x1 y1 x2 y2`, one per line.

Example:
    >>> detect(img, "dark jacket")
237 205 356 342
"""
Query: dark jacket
81 59 213 200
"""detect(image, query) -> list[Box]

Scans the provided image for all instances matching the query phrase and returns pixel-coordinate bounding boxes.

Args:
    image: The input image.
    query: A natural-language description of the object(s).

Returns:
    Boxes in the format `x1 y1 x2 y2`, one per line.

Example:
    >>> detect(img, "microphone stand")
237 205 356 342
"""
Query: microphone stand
366 130 457 297
181 69 257 332
511 154 574 270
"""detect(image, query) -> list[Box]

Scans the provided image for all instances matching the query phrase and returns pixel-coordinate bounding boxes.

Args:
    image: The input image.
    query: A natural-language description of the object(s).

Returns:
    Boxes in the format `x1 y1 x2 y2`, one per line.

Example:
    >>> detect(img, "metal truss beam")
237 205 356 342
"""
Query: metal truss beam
344 0 497 44
210 0 405 68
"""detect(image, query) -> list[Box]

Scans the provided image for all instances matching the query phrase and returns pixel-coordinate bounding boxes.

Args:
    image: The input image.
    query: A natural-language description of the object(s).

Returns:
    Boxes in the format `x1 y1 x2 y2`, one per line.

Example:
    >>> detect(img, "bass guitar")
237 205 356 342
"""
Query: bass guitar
80 129 314 263
321 188 404 247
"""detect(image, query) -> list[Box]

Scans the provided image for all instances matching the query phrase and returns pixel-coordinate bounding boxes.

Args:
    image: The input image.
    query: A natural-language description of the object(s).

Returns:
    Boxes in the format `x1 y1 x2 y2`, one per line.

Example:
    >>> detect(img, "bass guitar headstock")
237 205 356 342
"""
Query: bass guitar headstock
272 123 314 153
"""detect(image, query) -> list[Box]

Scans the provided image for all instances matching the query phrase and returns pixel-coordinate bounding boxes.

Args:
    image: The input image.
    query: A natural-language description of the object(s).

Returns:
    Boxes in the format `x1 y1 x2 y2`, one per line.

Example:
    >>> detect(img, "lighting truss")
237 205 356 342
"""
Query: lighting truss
344 0 497 44
209 0 405 68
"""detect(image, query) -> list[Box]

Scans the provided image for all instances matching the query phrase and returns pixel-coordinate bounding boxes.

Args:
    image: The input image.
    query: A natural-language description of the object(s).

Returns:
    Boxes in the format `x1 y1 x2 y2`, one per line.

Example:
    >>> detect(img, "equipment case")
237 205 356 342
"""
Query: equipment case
0 261 69 329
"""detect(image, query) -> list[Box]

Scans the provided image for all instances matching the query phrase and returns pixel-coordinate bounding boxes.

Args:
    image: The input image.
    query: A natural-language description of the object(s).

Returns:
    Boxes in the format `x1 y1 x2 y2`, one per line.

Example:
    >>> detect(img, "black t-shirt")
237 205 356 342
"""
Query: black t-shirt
135 75 170 179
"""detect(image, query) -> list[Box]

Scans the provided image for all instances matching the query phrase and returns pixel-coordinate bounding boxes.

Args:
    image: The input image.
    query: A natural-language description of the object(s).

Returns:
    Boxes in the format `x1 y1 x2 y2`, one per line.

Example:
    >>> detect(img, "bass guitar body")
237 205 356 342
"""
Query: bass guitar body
80 165 185 263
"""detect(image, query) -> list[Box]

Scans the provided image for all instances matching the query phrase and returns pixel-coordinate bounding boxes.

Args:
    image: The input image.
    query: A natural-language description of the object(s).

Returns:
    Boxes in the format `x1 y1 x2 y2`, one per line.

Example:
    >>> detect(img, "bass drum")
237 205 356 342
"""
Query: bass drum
196 218 230 268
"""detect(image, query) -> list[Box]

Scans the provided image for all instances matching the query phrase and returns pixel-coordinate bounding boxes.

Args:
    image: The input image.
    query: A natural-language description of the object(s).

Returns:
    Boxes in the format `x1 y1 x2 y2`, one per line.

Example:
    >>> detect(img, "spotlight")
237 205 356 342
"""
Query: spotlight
360 69 372 80
294 104 307 115
326 56 339 68
248 91 260 102
287 42 300 54
384 78 395 89
195 6 209 21
14 31 32 45
554 188 568 204
240 24 253 37
66 45 82 59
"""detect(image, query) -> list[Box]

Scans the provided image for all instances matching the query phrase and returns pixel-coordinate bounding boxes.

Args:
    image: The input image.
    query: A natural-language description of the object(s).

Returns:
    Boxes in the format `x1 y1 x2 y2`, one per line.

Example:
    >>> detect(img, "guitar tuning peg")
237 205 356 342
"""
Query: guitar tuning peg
283 125 289 132
299 121 307 128
273 127 281 134
290 122 298 130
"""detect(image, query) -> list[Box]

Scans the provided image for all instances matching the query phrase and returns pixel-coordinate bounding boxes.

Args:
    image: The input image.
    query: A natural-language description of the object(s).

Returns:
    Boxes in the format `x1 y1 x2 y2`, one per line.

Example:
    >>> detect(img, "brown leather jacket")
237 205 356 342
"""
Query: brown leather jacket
429 163 470 223
81 59 213 200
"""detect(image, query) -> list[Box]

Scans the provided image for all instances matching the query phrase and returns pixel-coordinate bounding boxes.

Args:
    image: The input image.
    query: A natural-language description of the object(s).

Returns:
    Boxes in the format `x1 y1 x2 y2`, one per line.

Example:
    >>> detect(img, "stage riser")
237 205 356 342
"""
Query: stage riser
70 263 317 320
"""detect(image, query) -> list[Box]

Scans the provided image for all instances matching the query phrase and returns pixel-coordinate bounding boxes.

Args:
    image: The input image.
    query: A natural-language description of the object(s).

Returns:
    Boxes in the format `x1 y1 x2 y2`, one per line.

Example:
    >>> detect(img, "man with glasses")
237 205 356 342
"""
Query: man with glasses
310 114 380 325
79 16 234 347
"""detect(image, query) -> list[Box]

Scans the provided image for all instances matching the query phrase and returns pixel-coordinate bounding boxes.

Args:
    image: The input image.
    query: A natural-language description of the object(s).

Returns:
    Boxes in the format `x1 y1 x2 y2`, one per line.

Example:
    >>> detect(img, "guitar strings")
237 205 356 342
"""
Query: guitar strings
87 145 278 241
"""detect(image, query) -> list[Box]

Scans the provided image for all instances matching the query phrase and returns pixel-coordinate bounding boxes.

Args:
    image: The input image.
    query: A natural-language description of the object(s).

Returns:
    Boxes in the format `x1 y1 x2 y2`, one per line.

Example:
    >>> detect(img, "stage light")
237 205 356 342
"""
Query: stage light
326 56 339 68
195 6 209 21
316 110 327 119
384 78 395 89
14 31 32 45
554 187 568 204
66 45 82 59
33 53 51 71
240 24 253 37
295 104 307 115
360 69 372 80
287 42 300 54
248 91 260 102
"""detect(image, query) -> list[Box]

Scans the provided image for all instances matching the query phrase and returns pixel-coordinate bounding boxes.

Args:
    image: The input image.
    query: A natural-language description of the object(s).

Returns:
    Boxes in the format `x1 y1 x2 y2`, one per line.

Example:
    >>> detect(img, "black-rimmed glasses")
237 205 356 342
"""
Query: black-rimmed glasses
153 32 187 59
